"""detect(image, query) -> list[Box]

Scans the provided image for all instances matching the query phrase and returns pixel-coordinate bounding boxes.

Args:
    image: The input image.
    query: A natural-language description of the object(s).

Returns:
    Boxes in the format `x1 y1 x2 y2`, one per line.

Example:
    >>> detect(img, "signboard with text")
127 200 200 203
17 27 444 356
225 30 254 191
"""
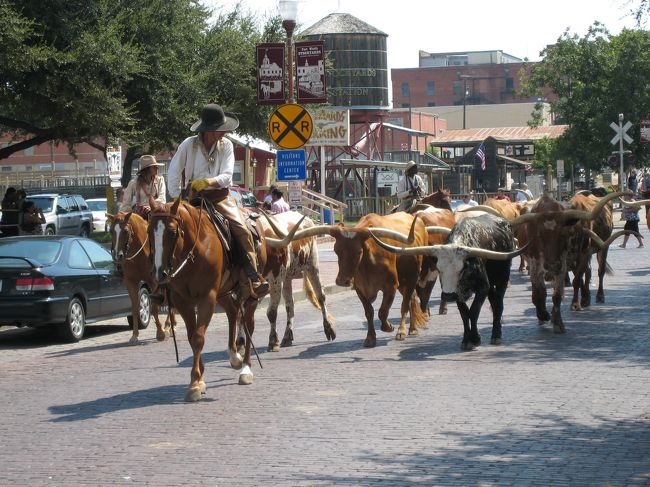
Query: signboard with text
295 40 327 104
276 149 306 181
305 108 350 146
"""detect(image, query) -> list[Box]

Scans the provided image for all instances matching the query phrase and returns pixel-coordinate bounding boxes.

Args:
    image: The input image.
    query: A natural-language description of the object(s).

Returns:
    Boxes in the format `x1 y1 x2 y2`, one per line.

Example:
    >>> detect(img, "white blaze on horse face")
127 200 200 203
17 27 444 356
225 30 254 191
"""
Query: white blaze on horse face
114 225 122 256
436 248 466 294
152 220 166 276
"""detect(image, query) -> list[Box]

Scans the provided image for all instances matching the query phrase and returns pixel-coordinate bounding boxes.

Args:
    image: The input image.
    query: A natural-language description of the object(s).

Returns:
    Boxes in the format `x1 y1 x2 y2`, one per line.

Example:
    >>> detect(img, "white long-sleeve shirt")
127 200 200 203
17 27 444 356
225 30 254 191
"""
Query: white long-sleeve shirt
396 173 424 200
120 175 166 212
167 135 234 198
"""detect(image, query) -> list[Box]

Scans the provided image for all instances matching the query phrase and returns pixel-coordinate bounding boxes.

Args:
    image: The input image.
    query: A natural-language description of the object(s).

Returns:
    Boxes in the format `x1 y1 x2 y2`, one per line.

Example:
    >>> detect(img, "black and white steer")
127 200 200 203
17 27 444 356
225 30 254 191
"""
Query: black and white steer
370 214 525 350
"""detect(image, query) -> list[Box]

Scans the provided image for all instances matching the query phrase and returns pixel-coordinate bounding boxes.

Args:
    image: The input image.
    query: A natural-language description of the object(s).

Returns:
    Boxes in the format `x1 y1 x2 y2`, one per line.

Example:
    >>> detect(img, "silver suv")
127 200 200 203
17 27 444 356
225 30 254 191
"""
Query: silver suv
26 194 93 237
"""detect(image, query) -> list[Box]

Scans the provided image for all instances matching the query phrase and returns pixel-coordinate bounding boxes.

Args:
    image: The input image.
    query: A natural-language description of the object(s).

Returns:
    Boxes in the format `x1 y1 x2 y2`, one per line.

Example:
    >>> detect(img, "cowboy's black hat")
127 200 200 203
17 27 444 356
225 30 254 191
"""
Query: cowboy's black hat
191 103 239 132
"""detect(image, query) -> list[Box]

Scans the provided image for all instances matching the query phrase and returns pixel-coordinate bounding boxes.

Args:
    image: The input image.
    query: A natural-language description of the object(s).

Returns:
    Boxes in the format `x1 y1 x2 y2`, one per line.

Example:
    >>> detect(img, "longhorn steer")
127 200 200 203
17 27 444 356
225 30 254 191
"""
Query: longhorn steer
260 211 335 351
277 213 428 348
371 214 524 350
510 192 624 333
567 192 614 309
413 207 455 315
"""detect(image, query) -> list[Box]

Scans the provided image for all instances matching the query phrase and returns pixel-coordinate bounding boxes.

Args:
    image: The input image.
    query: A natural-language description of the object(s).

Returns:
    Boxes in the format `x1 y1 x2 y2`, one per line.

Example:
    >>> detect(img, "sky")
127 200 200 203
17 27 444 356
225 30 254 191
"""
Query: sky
206 0 640 70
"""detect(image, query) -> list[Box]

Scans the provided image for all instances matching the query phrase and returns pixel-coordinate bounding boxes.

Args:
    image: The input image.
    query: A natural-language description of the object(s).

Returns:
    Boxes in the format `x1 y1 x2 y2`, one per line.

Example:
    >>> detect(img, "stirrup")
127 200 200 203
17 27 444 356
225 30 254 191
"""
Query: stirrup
248 279 269 300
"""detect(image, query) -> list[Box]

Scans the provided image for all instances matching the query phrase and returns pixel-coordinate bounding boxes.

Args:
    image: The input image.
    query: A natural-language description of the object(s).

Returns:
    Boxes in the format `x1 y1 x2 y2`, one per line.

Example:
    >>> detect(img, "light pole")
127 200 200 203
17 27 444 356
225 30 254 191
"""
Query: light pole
462 79 469 129
618 113 625 191
279 0 298 103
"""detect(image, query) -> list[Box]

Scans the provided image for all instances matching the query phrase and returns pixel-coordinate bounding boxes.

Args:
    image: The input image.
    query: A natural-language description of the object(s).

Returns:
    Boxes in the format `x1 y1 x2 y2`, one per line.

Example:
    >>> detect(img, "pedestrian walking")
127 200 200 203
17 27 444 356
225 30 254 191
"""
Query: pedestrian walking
619 193 644 248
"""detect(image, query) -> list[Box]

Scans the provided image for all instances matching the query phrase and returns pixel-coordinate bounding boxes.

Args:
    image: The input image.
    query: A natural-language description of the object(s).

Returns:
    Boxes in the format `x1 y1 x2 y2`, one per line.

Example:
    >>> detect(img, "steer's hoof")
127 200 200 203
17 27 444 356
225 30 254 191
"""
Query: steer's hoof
460 341 477 351
268 342 280 352
156 330 166 341
380 322 394 333
199 380 206 394
395 332 407 341
363 336 376 348
128 336 139 345
553 324 566 334
185 387 202 402
490 337 502 345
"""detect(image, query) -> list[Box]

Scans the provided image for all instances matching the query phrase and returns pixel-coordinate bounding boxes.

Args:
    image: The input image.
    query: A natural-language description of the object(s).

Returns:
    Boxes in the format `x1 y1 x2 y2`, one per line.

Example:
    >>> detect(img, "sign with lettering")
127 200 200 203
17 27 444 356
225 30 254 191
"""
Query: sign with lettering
256 43 285 105
295 40 327 104
276 149 306 181
305 108 349 146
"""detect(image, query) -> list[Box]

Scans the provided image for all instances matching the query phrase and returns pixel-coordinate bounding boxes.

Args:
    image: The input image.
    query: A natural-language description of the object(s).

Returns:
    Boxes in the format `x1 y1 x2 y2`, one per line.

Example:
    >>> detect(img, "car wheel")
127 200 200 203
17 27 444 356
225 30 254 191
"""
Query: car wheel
79 225 90 238
45 226 55 236
127 287 151 330
59 297 85 342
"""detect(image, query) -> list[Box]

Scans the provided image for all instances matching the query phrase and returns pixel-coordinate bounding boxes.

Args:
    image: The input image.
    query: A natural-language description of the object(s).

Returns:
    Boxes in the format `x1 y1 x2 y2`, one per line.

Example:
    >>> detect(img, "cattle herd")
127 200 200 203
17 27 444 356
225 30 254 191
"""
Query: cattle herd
110 189 647 402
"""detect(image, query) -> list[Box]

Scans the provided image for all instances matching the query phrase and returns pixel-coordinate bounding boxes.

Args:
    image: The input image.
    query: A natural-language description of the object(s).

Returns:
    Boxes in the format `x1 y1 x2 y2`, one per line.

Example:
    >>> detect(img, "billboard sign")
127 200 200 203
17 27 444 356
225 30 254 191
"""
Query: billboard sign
305 108 350 147
295 40 327 104
257 43 285 104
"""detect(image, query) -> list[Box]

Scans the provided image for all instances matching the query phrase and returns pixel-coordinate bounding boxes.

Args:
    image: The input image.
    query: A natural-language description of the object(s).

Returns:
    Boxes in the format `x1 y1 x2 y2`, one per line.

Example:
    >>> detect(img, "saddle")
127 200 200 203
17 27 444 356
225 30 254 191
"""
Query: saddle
189 194 263 268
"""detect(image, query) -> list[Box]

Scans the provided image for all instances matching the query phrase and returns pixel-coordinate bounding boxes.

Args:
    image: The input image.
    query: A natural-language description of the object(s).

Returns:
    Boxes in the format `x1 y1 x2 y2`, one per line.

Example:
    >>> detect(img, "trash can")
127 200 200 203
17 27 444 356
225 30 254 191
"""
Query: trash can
323 209 334 224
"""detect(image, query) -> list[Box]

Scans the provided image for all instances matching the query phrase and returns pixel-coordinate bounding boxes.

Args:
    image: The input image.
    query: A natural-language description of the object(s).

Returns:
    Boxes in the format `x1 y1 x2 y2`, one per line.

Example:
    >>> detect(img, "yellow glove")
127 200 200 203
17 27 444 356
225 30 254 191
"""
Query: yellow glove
191 178 210 192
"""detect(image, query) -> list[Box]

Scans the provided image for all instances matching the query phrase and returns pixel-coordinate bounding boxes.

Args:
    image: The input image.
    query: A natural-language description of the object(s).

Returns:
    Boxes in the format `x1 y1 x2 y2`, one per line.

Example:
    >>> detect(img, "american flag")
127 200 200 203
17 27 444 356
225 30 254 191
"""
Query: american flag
476 142 486 170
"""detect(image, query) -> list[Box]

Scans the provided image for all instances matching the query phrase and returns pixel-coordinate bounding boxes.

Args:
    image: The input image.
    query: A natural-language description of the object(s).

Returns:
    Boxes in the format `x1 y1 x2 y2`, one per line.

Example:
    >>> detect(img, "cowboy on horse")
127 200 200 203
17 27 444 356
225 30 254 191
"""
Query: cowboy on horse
166 103 269 299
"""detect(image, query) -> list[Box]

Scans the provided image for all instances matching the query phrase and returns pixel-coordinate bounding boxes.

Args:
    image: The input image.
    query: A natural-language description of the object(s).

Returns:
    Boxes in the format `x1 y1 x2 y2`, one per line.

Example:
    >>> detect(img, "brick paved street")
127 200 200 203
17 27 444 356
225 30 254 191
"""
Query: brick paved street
1 210 649 486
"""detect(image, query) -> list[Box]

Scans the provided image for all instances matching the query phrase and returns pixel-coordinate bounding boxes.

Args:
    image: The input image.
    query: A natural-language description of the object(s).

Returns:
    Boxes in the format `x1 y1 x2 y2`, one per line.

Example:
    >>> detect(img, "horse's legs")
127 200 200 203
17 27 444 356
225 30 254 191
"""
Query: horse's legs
239 298 257 385
151 303 166 341
220 295 243 370
125 280 140 344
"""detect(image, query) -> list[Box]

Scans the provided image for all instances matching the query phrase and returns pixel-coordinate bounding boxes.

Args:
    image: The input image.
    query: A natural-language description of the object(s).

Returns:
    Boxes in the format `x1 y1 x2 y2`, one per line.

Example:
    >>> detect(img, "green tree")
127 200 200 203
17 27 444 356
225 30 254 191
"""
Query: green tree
521 24 650 178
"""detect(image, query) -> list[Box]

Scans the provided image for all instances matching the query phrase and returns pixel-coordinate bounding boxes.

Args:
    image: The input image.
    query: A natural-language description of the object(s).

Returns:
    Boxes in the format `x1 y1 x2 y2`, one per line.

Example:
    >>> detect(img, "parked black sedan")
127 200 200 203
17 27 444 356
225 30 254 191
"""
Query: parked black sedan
0 235 150 342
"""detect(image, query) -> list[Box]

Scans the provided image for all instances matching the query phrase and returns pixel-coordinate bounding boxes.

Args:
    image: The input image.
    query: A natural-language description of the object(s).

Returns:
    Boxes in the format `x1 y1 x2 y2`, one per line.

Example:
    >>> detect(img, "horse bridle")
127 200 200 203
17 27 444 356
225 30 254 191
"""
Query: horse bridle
111 220 149 270
150 200 204 283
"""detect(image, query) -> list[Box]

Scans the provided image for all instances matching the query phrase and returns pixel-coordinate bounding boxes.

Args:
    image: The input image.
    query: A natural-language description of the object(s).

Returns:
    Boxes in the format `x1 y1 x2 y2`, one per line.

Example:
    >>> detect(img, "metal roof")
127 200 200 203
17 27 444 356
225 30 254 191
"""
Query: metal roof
339 159 450 172
300 13 387 36
430 125 568 146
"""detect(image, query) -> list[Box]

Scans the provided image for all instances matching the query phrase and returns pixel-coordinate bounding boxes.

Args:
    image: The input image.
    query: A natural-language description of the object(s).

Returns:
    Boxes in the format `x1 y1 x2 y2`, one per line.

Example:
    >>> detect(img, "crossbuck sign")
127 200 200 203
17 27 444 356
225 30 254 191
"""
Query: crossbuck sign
610 121 633 145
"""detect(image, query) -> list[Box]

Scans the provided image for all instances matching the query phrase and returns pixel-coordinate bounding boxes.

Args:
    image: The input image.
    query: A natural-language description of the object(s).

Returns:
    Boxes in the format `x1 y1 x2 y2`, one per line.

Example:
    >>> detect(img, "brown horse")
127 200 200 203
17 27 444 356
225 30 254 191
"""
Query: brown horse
419 188 453 211
147 197 299 402
108 211 175 344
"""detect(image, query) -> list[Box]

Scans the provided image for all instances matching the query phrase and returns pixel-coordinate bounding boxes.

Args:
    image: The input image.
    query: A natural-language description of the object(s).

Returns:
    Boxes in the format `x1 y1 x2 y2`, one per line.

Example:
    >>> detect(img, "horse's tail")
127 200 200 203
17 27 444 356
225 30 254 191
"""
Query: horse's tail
409 294 428 329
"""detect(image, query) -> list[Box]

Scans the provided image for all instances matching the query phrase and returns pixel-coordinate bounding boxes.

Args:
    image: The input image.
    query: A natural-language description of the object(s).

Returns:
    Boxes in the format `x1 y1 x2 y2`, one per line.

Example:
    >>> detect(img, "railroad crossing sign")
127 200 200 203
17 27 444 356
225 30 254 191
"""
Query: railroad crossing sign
268 103 313 149
610 120 633 145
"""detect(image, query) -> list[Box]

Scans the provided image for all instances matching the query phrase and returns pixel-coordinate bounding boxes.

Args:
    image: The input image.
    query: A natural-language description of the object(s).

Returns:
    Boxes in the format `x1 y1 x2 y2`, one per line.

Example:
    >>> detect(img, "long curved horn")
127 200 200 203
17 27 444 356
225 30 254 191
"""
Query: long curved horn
619 197 650 207
368 229 440 256
510 211 540 227
582 228 643 249
366 227 417 243
463 243 529 261
457 205 503 217
259 210 288 238
426 226 452 235
368 230 528 261
282 224 334 242
265 215 307 248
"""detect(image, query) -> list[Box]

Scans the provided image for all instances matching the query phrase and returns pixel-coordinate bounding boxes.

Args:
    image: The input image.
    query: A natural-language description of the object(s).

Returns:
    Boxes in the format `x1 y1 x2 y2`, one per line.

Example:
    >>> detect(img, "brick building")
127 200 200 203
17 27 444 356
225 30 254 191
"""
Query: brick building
391 50 549 109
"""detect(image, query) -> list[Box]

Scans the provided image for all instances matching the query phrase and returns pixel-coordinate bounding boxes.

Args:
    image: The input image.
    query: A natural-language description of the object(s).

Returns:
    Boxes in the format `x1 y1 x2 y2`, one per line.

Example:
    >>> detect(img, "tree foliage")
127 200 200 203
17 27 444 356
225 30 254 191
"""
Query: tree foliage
521 24 650 175
0 0 284 184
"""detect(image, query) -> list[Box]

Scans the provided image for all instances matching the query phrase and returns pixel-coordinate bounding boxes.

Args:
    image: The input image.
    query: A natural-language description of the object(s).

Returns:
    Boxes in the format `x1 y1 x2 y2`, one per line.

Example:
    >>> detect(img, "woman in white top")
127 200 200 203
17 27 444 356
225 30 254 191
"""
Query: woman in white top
120 154 166 218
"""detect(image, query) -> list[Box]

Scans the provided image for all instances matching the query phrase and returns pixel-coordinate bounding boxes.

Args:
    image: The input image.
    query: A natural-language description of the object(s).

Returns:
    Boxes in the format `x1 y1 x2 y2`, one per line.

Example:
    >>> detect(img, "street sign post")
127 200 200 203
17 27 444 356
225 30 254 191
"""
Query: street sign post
276 149 306 181
610 114 633 191
268 103 313 149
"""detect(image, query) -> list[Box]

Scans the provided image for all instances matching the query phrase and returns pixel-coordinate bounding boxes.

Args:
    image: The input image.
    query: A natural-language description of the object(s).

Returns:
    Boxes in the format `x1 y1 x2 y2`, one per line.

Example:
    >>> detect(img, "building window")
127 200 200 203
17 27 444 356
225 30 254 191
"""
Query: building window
2 166 11 172
505 77 514 90
401 103 410 108
453 81 461 96
427 102 436 107
401 82 410 98
427 81 435 96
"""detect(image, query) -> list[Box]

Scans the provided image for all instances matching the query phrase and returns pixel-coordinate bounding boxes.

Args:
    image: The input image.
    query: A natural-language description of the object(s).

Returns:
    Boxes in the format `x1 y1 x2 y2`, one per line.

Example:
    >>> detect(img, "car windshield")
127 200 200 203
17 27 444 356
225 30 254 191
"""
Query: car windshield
240 191 258 207
87 200 106 211
0 240 62 266
27 197 54 213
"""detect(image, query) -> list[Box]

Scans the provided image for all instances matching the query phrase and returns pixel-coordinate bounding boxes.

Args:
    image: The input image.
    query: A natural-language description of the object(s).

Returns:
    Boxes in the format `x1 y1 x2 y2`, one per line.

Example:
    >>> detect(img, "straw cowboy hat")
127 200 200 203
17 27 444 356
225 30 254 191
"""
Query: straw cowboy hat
190 103 240 132
405 160 418 171
138 154 163 172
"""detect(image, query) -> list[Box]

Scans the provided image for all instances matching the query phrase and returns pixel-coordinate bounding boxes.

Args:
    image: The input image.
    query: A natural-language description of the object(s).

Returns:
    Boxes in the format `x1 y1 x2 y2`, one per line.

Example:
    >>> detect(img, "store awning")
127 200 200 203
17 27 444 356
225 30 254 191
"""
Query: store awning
498 154 532 166
339 159 450 172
